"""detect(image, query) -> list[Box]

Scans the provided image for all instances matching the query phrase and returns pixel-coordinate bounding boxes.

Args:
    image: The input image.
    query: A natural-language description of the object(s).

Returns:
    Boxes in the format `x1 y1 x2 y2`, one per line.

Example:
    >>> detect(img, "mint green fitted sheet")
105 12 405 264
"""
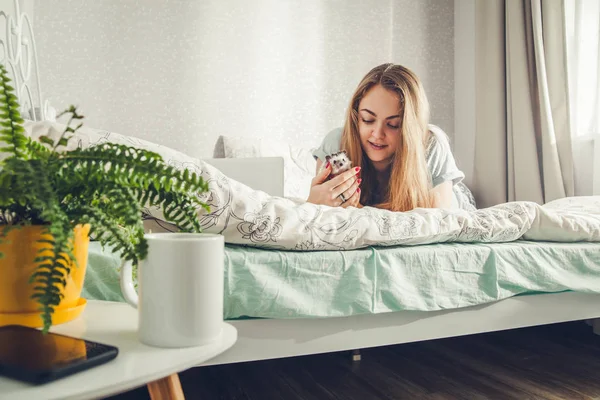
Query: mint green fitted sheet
82 241 600 320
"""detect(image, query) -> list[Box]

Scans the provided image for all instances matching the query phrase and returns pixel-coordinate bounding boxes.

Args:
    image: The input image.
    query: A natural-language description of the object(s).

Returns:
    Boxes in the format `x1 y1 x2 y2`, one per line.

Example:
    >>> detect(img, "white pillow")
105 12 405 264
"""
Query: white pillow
214 135 316 200
23 120 190 164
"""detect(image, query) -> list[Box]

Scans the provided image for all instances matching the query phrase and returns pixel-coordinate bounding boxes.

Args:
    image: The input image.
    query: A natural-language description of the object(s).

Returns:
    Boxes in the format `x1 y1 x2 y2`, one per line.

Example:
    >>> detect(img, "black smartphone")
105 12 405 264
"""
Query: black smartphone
0 324 119 385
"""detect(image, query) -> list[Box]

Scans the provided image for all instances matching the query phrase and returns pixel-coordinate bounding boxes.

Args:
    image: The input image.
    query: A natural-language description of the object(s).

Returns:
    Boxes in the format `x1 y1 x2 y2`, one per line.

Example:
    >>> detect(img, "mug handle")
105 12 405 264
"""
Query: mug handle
120 260 139 308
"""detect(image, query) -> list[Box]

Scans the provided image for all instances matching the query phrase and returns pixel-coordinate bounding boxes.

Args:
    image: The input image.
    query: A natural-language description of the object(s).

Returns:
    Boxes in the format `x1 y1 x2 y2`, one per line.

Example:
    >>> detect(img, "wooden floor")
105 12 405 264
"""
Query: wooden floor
107 321 600 400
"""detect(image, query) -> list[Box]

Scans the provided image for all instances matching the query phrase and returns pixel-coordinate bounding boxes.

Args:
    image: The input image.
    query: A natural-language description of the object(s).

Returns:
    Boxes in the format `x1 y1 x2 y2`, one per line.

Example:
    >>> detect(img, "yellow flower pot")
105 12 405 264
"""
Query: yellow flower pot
0 224 90 328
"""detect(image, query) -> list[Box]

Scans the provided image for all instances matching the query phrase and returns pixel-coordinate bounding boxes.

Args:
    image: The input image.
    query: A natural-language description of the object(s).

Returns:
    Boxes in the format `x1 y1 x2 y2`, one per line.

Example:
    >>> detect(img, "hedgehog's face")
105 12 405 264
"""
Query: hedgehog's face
331 156 347 171
327 152 351 175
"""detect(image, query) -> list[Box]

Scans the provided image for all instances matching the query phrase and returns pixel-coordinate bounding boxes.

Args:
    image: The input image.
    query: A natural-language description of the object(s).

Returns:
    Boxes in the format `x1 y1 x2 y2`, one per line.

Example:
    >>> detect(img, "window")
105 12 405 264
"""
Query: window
565 0 600 139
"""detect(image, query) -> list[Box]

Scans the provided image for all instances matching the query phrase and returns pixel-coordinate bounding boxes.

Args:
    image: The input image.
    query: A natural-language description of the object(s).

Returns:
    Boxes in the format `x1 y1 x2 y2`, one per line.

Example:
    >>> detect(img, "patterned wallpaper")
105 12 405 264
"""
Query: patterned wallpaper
33 0 454 159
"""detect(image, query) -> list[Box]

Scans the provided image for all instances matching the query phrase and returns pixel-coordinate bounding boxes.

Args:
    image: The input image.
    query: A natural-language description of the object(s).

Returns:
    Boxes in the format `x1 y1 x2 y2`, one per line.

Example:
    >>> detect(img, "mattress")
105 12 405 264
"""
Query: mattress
82 240 600 320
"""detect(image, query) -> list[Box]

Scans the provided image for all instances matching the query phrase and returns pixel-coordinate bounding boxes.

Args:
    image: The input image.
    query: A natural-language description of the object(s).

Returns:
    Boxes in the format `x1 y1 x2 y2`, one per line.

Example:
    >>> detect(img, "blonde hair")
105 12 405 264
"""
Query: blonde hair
340 63 434 211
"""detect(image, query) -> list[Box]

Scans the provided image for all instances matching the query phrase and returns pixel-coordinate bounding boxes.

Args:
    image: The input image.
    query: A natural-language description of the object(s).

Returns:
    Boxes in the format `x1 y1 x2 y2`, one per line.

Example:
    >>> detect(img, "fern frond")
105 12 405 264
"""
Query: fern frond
74 203 147 266
58 173 143 227
62 143 209 195
60 143 209 231
140 190 204 233
0 158 61 221
25 136 51 159
0 64 28 161
0 168 16 206
89 184 143 226
62 143 165 187
29 225 74 332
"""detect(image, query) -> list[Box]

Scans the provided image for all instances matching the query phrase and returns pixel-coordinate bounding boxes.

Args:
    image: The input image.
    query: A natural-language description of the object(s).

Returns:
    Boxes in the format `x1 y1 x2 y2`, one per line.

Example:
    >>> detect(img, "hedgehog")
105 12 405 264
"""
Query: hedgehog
320 150 352 180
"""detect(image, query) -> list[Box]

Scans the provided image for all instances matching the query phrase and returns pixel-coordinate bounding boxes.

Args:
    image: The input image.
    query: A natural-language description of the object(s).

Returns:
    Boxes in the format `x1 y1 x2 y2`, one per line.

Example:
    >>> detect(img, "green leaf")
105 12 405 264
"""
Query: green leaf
39 136 55 146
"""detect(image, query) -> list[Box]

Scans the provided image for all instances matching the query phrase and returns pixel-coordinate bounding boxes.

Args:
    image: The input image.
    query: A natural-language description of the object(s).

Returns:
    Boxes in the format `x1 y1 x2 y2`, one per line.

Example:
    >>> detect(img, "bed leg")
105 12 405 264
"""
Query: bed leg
352 349 361 362
590 319 600 336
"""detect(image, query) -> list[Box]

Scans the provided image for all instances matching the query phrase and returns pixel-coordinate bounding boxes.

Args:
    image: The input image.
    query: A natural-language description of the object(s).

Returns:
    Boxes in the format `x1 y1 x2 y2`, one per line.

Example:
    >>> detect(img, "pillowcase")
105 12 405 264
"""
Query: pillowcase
213 135 316 200
23 120 190 163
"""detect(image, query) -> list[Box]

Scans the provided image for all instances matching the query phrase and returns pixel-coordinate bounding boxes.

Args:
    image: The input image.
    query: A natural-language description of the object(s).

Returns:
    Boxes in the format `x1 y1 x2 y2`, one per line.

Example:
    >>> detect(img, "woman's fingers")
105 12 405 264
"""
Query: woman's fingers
330 166 360 196
343 178 361 200
311 162 331 186
328 166 361 189
339 179 361 208
342 188 361 208
334 173 362 200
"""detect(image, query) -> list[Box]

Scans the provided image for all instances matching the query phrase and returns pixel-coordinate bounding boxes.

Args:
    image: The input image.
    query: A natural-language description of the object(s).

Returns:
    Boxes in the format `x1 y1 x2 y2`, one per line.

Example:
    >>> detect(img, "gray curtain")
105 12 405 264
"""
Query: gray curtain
473 0 574 207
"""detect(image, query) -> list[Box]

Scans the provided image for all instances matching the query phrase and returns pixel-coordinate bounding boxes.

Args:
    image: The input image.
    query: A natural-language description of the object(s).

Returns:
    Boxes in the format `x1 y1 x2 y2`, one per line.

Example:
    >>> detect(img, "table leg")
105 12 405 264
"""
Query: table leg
147 373 185 400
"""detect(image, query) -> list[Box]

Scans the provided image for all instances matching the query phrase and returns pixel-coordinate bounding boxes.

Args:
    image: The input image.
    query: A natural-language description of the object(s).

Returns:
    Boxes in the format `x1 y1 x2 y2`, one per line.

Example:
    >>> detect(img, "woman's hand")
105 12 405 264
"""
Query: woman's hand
306 162 362 207
340 186 362 208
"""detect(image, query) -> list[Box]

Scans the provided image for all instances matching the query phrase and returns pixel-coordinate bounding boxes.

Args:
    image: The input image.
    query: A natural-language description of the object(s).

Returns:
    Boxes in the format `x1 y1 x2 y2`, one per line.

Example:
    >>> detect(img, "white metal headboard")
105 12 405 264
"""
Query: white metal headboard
0 0 51 121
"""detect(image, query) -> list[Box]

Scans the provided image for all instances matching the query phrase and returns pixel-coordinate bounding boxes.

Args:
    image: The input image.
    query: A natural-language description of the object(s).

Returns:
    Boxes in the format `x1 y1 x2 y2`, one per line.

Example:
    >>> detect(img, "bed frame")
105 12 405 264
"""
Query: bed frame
5 0 600 371
207 291 600 366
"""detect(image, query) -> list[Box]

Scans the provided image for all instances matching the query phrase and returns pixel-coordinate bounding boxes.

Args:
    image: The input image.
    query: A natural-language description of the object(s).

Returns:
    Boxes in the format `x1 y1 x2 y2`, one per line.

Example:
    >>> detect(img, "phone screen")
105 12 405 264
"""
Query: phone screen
0 325 118 384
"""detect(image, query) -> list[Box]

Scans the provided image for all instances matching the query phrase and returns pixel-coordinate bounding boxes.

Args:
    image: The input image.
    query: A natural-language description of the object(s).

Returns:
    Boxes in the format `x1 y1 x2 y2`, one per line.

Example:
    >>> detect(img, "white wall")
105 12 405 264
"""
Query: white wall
31 0 454 159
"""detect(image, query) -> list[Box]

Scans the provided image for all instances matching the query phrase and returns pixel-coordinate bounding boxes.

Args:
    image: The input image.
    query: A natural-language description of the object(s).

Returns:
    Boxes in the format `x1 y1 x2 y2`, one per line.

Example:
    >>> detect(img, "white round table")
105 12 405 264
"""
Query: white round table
0 300 237 400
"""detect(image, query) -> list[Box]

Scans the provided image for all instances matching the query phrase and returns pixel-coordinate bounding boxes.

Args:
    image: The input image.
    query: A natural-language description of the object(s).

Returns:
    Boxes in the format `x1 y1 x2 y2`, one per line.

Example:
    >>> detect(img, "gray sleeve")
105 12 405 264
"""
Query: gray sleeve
312 127 343 162
427 125 465 187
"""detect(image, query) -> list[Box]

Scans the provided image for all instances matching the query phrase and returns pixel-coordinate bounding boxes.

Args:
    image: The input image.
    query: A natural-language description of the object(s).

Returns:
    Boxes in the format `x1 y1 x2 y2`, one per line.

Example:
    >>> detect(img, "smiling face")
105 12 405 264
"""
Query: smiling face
357 84 402 171
340 63 433 211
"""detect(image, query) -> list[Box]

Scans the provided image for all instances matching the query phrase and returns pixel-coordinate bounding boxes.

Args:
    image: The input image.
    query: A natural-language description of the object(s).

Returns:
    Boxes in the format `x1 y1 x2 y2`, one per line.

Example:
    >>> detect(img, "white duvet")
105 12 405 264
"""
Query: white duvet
27 121 600 250
189 161 600 250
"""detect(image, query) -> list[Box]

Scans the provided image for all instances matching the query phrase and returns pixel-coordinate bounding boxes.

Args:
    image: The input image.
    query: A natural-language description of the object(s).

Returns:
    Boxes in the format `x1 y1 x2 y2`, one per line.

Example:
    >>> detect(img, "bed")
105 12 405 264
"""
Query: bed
79 161 600 366
81 232 600 366
4 0 600 370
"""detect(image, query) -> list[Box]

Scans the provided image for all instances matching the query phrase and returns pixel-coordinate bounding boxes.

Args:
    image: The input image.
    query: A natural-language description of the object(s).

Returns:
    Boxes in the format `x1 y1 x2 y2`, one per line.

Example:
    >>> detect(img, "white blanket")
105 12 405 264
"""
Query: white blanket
189 161 600 250
26 121 600 250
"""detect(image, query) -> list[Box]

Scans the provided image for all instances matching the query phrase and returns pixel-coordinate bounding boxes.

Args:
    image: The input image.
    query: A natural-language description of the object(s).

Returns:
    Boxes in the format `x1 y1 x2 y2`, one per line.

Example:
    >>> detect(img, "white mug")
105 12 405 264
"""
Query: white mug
120 233 224 348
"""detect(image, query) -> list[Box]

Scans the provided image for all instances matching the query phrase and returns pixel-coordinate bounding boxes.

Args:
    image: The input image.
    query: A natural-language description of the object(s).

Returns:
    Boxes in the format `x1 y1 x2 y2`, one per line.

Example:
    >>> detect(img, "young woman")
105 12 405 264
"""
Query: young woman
307 63 465 211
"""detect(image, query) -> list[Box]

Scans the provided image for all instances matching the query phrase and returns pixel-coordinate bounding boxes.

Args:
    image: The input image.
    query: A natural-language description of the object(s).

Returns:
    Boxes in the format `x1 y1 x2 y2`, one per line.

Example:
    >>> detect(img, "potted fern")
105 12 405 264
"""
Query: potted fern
0 64 209 332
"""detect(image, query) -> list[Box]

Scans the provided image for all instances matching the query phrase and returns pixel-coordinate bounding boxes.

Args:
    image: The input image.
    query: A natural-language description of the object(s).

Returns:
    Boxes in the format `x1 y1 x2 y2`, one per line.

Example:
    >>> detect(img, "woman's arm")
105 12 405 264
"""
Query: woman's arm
431 181 453 208
426 126 465 209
